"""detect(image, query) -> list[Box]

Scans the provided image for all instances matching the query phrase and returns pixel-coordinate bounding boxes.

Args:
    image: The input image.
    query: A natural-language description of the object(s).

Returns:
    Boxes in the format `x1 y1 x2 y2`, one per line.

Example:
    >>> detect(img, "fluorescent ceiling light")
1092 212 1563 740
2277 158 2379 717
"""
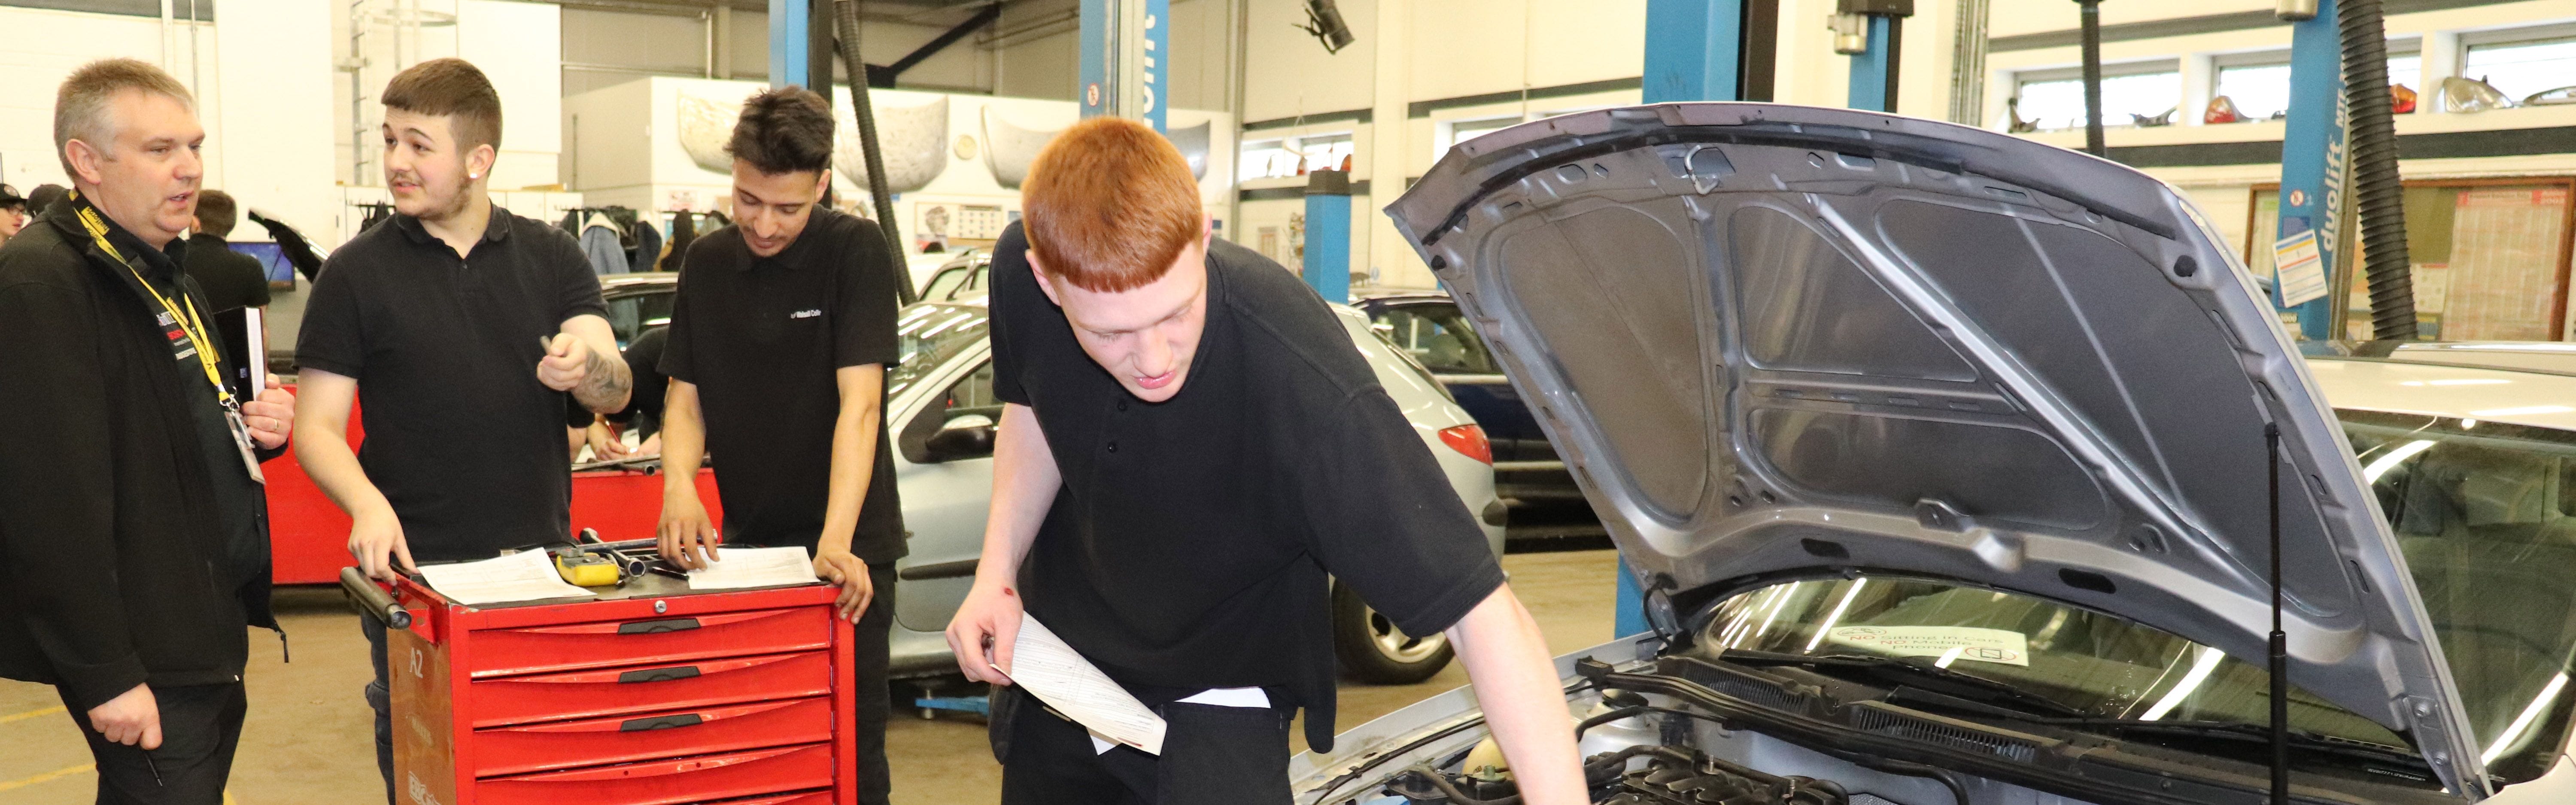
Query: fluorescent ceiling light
2141 645 2229 721
1805 578 1868 652
2484 672 2569 765
2398 379 2512 386
2363 440 2437 483
1933 646 1966 669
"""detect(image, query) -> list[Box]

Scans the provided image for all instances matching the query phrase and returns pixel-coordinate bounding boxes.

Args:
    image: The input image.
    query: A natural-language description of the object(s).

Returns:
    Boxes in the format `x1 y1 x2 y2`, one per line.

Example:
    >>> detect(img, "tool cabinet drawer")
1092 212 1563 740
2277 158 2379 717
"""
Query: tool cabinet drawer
467 651 832 729
467 608 831 678
473 696 832 777
476 742 833 805
707 792 831 805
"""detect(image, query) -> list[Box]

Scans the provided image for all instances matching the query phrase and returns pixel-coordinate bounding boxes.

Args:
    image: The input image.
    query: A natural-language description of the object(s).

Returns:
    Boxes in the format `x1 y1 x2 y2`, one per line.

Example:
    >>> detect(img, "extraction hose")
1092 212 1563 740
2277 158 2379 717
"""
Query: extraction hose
829 0 920 305
2338 0 2417 338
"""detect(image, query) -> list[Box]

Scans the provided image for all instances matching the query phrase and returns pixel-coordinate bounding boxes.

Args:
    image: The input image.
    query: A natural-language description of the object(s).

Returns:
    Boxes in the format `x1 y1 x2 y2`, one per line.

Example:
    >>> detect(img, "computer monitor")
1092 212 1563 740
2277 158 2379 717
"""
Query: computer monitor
228 241 295 284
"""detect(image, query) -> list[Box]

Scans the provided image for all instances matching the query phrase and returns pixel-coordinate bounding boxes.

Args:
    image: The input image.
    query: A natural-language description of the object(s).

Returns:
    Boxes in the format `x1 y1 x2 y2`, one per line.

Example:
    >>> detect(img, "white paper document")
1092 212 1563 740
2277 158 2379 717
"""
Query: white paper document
417 550 597 606
687 546 822 590
2272 229 2331 307
1005 615 1167 755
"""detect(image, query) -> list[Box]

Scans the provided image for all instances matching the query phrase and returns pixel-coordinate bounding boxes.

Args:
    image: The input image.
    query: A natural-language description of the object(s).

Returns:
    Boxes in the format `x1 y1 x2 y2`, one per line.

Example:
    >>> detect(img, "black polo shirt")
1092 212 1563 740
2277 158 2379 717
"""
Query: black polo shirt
296 206 605 562
182 232 270 313
987 222 1504 753
659 209 906 562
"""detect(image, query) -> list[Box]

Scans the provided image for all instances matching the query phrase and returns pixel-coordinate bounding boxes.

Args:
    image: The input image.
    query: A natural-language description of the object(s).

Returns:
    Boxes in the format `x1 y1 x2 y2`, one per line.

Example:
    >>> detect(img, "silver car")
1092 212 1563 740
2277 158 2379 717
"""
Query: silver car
1294 104 2576 804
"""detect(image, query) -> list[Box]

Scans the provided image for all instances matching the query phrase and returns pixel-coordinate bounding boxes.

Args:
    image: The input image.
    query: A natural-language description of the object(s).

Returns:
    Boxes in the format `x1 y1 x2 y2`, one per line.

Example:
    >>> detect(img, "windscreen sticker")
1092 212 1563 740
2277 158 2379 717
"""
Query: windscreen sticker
1826 626 2031 667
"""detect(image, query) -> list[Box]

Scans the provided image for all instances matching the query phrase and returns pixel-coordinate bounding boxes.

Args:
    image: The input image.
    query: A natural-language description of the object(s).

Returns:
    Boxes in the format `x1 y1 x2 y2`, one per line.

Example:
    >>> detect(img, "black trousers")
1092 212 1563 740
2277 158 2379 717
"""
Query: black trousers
56 682 246 805
993 686 1293 805
365 564 896 805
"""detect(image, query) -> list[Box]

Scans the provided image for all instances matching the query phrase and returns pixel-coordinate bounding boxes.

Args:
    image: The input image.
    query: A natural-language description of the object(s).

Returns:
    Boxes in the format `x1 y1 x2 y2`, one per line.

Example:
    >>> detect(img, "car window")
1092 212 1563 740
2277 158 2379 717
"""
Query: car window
886 304 990 399
2339 409 2576 782
923 266 969 302
1701 577 2414 761
604 289 676 348
902 361 1000 462
1372 303 1499 375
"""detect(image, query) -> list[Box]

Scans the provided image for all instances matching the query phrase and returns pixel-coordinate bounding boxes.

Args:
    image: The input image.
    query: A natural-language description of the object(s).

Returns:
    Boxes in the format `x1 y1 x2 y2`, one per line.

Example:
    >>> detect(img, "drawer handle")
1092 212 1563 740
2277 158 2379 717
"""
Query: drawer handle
617 665 702 683
620 713 705 732
617 617 702 634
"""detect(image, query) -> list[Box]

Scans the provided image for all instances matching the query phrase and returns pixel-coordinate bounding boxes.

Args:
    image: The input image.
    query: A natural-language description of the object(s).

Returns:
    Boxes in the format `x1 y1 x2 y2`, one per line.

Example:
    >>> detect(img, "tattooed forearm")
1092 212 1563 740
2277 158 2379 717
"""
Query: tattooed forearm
576 344 633 413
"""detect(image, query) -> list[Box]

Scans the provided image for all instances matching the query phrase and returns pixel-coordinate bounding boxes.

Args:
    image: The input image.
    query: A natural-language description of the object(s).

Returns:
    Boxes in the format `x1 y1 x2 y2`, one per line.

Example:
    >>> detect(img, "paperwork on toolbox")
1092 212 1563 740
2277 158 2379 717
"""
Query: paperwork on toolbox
417 550 597 605
686 546 823 590
1003 615 1167 755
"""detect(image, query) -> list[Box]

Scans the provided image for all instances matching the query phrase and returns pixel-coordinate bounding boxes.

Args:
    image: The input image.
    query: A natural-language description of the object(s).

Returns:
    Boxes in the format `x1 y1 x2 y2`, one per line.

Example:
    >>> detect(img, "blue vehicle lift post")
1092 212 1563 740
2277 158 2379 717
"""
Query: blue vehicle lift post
1619 0 1773 638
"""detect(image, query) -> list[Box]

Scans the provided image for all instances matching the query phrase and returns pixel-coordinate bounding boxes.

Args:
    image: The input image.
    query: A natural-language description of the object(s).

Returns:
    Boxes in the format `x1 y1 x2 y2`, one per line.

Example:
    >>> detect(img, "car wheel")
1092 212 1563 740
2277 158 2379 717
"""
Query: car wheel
1331 581 1453 684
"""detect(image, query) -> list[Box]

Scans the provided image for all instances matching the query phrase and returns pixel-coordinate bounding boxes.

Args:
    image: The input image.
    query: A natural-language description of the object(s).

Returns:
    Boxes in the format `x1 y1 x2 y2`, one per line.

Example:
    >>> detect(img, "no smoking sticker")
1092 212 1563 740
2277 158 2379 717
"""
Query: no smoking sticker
1827 626 2031 667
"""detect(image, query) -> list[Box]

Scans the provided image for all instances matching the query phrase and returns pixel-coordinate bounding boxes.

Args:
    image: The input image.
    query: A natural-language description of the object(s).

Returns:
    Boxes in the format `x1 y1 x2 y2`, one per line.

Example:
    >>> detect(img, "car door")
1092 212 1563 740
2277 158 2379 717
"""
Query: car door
889 351 1000 635
1373 301 1548 462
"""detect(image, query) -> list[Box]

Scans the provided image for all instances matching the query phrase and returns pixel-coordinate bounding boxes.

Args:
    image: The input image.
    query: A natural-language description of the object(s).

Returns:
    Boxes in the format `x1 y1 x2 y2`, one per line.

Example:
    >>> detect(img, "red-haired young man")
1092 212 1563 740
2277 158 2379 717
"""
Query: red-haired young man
944 118 1585 805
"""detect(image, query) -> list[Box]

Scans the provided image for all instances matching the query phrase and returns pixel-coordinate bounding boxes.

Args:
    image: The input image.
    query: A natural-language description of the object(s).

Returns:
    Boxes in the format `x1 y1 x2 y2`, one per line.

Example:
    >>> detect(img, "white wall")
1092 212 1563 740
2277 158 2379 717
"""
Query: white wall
460 0 562 191
213 0 337 245
0 6 217 192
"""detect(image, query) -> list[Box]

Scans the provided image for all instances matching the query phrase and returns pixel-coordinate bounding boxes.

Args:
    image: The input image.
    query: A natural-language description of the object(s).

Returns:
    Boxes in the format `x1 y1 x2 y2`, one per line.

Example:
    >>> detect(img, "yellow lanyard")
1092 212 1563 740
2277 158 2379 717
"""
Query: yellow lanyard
74 199 237 410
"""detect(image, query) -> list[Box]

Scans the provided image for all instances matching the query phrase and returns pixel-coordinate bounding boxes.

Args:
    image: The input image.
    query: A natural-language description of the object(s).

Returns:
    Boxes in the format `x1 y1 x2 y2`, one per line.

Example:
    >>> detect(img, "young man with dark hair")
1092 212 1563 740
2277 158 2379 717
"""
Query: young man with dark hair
0 57 297 805
291 56 631 802
182 189 270 314
654 85 905 805
0 184 26 246
944 117 1584 804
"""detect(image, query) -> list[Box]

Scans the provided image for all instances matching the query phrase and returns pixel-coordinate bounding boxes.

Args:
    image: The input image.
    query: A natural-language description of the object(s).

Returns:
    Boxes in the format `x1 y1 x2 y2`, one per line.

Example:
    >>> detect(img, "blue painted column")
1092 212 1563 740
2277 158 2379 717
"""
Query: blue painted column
1303 170 1351 304
1644 0 1744 103
1078 0 1171 132
1620 0 1748 639
2273 0 2347 339
1847 16 1897 112
768 0 809 89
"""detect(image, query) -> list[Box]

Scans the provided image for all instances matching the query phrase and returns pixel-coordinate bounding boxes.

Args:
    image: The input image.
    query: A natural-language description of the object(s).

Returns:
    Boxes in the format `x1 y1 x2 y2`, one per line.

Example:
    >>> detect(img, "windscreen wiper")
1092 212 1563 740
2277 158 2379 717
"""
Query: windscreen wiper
1716 649 2089 718
1880 690 2433 775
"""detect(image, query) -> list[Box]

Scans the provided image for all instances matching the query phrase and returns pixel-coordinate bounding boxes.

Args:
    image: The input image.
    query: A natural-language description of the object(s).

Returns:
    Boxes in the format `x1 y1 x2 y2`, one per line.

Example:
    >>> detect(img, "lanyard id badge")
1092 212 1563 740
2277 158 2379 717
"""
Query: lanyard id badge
75 197 266 484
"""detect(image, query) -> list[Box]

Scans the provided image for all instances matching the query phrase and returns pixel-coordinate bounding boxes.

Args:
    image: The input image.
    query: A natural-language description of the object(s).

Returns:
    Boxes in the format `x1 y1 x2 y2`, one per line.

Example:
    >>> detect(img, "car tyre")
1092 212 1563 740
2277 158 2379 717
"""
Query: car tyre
1332 581 1454 684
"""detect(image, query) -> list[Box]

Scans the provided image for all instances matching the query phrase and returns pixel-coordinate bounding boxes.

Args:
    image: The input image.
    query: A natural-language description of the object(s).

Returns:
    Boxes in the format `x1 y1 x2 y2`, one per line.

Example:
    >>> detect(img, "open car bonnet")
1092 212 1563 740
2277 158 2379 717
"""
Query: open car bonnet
1385 103 2492 796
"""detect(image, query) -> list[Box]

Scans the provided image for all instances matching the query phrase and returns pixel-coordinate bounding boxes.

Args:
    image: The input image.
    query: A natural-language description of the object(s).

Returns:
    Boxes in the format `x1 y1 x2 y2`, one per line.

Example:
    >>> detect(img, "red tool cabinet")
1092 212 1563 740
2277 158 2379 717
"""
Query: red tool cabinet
388 574 855 805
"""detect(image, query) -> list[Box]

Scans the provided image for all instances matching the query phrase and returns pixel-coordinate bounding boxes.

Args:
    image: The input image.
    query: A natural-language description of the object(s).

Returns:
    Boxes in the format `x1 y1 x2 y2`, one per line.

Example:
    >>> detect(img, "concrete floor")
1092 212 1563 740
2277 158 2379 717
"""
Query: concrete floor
0 549 1619 804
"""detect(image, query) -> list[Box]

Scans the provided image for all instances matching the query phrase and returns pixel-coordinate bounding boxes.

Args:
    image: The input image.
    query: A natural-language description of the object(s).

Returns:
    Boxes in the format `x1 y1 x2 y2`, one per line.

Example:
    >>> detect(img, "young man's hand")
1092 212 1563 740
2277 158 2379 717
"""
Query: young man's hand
348 508 416 583
812 548 872 621
241 374 295 450
537 332 592 392
658 492 720 570
945 580 1022 686
586 422 632 461
88 683 162 750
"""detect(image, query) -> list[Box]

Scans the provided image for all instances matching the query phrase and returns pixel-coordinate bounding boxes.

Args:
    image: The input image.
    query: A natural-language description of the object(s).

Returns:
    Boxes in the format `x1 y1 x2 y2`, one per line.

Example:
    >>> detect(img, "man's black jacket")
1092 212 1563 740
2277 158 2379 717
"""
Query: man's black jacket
0 197 280 712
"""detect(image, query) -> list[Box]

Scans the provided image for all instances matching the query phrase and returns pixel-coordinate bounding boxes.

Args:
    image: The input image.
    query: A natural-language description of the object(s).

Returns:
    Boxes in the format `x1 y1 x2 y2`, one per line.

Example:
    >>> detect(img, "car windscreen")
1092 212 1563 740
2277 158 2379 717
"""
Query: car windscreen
1697 577 2414 761
888 304 990 399
2340 408 2576 783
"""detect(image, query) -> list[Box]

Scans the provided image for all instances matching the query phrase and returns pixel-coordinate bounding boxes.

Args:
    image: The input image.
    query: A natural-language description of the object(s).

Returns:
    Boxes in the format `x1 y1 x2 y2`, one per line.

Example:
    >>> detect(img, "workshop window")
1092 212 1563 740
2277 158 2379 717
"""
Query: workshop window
1239 139 1297 182
2211 52 2418 122
2010 62 2182 130
1441 115 1522 160
2463 32 2576 103
1300 133 1356 174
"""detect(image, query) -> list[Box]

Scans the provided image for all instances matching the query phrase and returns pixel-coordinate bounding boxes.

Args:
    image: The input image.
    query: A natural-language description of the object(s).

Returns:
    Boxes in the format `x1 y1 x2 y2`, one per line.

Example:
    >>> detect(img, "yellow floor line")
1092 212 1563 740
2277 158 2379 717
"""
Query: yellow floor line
0 762 93 792
0 705 66 725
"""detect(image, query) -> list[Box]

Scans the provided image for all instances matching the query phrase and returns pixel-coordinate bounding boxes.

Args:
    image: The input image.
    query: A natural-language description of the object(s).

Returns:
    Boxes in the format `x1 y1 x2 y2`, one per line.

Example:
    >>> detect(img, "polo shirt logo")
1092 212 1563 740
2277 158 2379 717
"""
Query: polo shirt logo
790 309 823 319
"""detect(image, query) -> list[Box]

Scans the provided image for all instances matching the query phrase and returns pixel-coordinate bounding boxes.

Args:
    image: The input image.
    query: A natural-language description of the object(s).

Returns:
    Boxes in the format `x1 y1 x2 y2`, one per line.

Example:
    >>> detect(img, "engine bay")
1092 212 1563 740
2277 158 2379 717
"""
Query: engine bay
1383 743 1857 805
